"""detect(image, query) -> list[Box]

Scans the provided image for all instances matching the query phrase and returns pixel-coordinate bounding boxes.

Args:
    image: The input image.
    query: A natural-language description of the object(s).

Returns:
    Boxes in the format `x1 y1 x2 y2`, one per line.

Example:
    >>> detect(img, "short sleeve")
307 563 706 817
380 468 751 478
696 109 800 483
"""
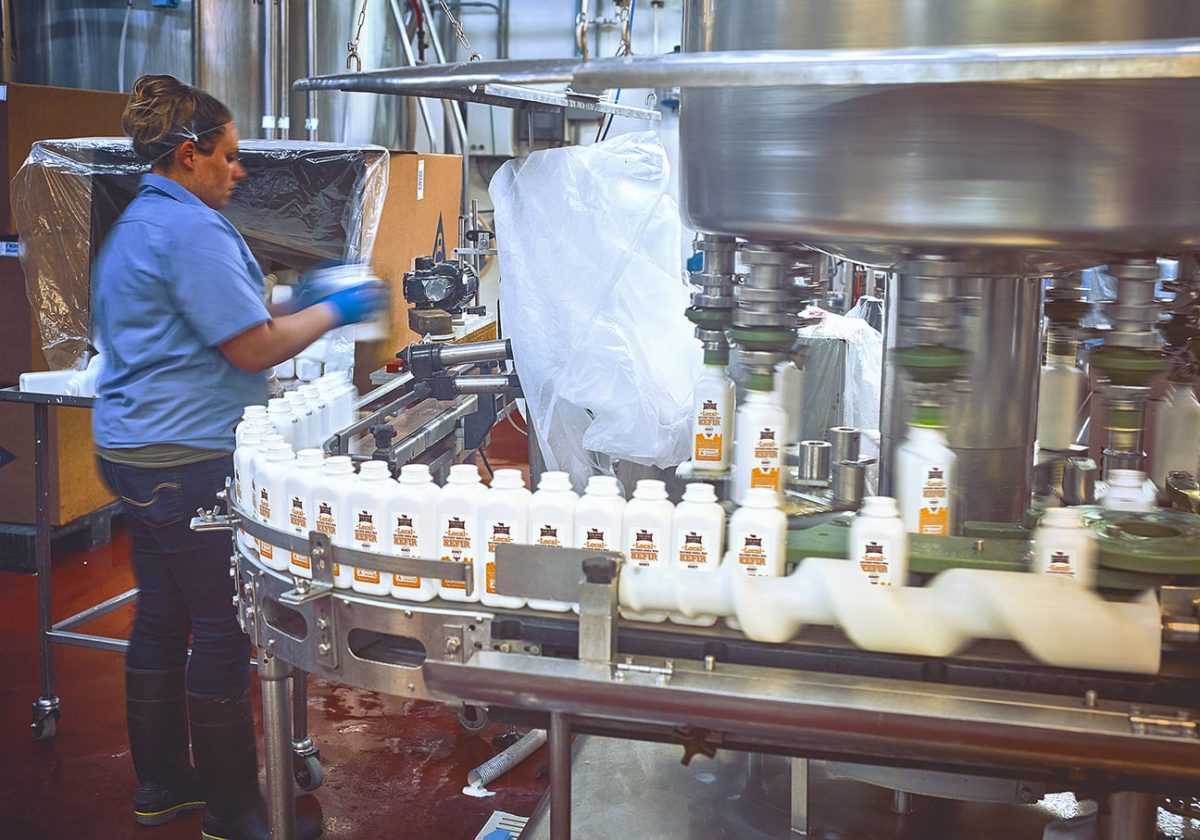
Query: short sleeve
165 211 270 346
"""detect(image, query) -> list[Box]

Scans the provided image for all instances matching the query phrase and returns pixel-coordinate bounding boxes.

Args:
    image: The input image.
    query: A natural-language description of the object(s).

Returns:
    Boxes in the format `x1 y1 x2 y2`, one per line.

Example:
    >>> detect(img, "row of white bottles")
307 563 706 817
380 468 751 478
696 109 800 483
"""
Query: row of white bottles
233 371 356 453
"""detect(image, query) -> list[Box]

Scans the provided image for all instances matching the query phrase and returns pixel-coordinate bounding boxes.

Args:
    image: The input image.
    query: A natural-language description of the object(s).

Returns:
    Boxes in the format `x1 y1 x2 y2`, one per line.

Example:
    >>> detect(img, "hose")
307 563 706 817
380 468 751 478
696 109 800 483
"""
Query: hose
466 729 547 789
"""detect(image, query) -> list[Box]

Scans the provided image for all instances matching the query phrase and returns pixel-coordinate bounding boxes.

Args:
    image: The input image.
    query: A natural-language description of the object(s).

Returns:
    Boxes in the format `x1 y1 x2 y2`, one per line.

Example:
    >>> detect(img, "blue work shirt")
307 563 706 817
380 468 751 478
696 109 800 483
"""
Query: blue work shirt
93 173 270 451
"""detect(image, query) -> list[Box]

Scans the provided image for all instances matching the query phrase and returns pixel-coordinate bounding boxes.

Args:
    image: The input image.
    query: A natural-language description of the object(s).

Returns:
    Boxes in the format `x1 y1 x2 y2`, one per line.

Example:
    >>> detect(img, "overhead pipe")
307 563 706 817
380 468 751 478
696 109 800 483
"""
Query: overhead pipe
278 0 289 139
305 0 318 139
260 0 278 139
388 0 438 151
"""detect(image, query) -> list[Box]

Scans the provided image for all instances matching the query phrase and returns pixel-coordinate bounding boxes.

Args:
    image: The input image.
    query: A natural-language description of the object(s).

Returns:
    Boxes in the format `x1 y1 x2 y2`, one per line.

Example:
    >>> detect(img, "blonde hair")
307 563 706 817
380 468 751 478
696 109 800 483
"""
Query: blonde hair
122 74 232 166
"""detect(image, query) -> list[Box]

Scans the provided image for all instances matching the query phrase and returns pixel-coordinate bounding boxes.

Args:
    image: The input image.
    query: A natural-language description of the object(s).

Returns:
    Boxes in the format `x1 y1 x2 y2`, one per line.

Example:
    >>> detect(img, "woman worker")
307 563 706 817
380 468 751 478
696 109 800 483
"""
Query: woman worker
93 75 385 840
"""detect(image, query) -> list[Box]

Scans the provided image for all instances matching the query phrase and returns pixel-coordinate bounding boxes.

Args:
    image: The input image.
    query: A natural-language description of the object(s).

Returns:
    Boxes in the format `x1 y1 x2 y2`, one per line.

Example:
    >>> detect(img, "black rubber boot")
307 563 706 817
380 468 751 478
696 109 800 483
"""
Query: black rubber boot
126 667 205 826
190 691 321 840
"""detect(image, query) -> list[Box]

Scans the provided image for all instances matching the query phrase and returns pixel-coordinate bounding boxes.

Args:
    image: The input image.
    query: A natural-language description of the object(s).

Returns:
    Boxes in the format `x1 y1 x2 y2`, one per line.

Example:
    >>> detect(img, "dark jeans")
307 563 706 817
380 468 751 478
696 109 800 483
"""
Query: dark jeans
100 456 250 698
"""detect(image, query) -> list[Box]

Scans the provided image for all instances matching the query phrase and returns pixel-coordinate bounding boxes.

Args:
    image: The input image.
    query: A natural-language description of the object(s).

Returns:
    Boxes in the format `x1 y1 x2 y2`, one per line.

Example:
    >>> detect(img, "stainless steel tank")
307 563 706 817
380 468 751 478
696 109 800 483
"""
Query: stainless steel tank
679 0 1200 265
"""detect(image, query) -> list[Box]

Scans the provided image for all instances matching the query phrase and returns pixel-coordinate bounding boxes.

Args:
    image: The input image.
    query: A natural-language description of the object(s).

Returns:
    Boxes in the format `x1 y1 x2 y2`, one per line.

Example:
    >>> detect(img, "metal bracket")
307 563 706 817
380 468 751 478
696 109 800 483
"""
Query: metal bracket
1160 586 1200 646
614 657 675 686
443 623 467 662
1129 707 1198 739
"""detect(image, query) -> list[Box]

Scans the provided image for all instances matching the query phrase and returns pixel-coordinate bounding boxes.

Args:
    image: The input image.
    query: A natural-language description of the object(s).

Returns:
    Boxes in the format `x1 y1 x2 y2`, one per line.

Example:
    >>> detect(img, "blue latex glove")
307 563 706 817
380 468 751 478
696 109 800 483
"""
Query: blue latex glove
295 259 355 310
321 280 390 327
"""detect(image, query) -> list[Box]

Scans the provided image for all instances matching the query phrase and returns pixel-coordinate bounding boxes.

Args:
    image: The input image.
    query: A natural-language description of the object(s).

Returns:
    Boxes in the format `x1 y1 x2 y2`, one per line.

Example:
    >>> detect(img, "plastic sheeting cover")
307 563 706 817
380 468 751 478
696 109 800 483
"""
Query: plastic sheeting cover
12 138 389 371
490 131 701 489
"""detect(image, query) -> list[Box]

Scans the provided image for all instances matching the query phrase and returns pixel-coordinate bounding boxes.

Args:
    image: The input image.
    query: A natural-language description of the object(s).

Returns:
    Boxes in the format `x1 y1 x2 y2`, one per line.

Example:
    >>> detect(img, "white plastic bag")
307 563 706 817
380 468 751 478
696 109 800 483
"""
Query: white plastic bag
490 131 700 488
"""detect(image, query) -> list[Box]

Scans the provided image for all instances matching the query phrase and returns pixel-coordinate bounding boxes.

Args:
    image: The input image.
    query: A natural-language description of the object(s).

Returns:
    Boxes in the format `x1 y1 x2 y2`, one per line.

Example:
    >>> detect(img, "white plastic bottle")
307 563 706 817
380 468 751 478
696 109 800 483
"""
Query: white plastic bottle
1101 468 1156 513
438 463 486 603
1033 507 1097 587
728 488 788 578
526 471 580 612
246 430 286 558
299 383 330 444
311 455 357 588
622 479 675 622
896 410 957 536
283 448 325 579
347 460 393 596
285 391 316 450
388 464 439 602
254 442 295 572
317 371 356 434
574 476 626 554
669 482 725 627
692 356 735 471
234 405 269 448
1150 380 1200 488
848 496 908 587
267 397 300 447
733 386 787 504
1036 344 1085 452
774 358 804 448
479 468 530 609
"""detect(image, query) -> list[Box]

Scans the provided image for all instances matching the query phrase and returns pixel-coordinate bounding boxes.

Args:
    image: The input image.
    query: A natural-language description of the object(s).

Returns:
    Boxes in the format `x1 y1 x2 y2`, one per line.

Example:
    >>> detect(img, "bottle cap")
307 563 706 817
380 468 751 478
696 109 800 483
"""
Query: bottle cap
1108 469 1146 488
448 463 481 484
265 442 294 460
585 475 622 497
268 397 293 413
242 405 268 418
681 483 717 504
740 487 779 509
295 449 325 467
860 496 899 517
1041 507 1084 528
359 460 391 480
323 455 354 475
492 468 526 490
633 479 668 501
538 471 574 493
399 464 432 484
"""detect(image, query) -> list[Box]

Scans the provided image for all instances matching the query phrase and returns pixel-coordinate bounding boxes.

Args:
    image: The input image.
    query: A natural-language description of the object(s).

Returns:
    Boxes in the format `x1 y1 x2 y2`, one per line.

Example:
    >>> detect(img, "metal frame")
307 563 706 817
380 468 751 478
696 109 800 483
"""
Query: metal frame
0 387 137 738
215 507 1199 840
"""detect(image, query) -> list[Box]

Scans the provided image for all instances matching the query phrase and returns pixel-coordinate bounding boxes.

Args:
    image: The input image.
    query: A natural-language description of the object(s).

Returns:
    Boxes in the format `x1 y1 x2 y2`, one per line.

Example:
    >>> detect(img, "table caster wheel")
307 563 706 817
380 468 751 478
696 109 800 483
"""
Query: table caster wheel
294 753 324 791
31 708 60 741
457 704 488 734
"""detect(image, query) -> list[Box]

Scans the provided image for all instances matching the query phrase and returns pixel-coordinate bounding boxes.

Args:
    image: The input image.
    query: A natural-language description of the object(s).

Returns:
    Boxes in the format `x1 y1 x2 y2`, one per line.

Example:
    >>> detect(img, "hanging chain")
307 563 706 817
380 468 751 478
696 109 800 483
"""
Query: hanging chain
436 0 482 62
576 0 591 61
616 3 632 57
347 0 369 71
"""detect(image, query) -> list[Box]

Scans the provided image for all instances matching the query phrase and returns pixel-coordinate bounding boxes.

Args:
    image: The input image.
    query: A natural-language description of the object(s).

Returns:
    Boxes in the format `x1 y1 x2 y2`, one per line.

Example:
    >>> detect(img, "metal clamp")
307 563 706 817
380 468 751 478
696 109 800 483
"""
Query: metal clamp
1129 707 1198 739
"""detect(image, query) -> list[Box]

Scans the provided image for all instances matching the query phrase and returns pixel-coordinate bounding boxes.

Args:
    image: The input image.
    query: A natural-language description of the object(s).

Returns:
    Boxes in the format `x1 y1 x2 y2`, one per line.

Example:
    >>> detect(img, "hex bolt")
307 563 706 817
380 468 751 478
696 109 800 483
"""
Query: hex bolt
1084 690 1098 707
317 642 332 656
704 655 716 672
445 637 462 655
316 616 329 630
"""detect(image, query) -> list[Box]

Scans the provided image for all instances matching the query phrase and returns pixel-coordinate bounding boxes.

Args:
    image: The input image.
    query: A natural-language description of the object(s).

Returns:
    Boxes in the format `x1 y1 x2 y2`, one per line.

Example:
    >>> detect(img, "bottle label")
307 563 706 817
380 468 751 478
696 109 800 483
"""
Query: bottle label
485 521 514 595
918 465 949 536
858 539 893 586
289 496 308 568
392 512 421 588
315 500 337 535
440 515 473 590
353 566 381 584
535 524 562 547
695 399 725 462
750 426 781 490
1045 549 1076 578
581 527 609 552
676 531 711 569
233 468 242 507
257 486 273 560
353 509 380 550
629 529 662 568
735 533 770 576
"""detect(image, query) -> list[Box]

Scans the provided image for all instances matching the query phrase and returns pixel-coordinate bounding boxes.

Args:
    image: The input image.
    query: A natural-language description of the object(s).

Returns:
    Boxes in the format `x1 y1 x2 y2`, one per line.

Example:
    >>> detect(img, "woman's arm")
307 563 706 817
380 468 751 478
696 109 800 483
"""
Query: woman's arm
218 283 390 373
218 304 338 373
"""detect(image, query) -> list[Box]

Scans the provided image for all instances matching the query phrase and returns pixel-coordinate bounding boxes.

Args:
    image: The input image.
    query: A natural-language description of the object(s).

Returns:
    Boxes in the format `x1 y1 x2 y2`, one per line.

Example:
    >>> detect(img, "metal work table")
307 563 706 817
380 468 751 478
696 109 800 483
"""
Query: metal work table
0 386 136 740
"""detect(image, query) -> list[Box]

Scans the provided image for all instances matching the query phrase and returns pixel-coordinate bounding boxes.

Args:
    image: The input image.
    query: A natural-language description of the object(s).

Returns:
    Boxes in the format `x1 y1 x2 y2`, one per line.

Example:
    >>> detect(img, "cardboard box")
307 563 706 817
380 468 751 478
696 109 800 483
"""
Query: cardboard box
355 152 463 392
0 249 44 385
0 83 129 235
0 84 125 526
0 402 114 526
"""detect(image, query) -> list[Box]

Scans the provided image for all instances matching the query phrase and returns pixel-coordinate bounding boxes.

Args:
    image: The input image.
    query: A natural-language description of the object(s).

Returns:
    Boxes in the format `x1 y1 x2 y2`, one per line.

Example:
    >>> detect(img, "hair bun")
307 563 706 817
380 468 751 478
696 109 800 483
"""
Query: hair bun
122 74 232 165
